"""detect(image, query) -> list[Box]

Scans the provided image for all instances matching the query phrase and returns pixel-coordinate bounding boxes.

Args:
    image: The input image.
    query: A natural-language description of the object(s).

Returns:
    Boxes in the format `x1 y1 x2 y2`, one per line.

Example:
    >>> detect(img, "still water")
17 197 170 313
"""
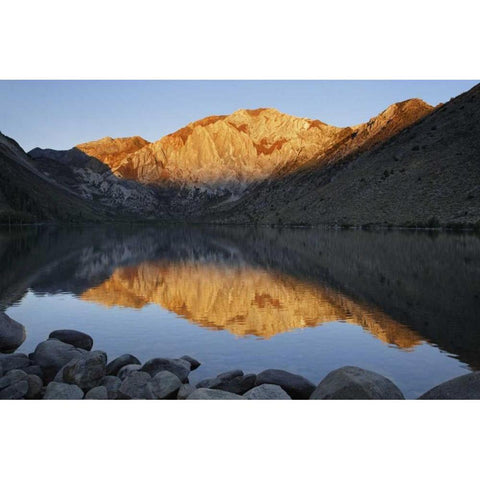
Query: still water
1 225 479 398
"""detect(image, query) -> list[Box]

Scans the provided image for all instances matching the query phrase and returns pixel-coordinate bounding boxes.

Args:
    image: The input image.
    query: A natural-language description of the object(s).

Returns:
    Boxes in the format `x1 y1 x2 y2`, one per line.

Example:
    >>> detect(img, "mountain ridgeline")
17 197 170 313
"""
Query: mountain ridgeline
1 82 479 227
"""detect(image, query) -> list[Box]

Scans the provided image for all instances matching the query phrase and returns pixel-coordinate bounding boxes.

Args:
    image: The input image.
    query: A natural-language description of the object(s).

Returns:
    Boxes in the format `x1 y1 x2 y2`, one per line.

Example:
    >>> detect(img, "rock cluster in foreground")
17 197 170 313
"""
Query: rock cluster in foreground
1 328 480 400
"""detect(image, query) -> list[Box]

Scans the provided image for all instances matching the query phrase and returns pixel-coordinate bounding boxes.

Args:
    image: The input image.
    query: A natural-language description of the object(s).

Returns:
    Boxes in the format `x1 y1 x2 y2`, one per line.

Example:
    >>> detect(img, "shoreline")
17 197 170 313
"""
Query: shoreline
0 220 479 234
1 321 479 400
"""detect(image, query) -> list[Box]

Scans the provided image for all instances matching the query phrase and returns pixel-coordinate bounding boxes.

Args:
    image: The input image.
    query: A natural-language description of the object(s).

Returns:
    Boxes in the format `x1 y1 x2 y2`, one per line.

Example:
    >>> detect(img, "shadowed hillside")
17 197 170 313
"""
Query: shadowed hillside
0 133 114 223
215 84 480 227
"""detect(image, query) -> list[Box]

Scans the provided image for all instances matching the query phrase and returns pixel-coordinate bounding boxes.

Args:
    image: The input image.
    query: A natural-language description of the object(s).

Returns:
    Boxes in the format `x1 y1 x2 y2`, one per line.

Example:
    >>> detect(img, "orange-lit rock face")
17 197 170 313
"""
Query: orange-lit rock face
74 101 433 190
76 136 150 171
81 260 423 349
110 108 345 186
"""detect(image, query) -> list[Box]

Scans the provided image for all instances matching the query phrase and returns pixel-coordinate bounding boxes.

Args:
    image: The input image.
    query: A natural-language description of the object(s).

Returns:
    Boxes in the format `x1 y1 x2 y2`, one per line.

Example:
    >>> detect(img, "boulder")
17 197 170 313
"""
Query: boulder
21 364 44 379
106 354 141 376
0 353 31 374
310 366 405 400
196 377 222 389
140 358 191 382
244 384 292 400
0 379 29 399
177 383 195 400
0 369 28 399
32 339 86 382
150 371 182 399
216 374 256 395
255 369 315 399
62 351 107 391
118 372 155 399
25 374 43 399
180 355 201 371
48 329 93 351
43 382 84 400
85 386 108 400
0 312 26 353
187 388 244 400
217 370 244 381
196 370 249 392
210 374 257 395
419 372 480 399
100 376 122 399
0 368 27 388
117 364 142 381
53 365 68 383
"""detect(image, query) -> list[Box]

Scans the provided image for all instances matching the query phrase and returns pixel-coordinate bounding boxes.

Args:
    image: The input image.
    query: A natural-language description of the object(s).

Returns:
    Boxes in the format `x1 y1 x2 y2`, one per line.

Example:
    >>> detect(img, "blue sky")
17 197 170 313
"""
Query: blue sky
0 80 478 152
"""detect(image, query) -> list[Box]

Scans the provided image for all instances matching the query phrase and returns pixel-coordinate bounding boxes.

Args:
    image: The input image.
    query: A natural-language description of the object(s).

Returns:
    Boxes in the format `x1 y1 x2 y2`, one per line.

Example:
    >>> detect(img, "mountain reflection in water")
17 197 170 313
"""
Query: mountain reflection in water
1 225 480 397
81 260 422 348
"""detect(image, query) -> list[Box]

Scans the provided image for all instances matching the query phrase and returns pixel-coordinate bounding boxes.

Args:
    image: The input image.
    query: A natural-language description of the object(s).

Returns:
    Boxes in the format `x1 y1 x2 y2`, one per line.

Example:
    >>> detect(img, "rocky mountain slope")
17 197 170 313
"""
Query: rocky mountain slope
29 145 164 216
99 101 433 193
0 132 115 223
76 136 150 172
20 95 434 222
215 84 480 227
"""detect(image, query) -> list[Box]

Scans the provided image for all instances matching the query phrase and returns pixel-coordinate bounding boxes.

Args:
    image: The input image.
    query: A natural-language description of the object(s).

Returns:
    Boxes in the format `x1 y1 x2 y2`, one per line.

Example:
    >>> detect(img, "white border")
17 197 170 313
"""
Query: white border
2 0 480 79
1 1 479 479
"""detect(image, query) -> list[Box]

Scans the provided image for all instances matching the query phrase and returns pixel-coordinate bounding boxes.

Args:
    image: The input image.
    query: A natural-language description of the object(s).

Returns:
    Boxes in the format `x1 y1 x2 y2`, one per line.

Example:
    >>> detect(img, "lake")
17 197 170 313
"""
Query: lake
1 225 479 398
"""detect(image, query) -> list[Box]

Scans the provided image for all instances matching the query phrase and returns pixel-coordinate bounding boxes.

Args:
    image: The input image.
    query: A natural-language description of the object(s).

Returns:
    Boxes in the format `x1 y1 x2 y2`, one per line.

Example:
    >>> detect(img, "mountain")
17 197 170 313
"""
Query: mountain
215 84 480 228
2 82 479 226
96 101 433 193
21 96 434 222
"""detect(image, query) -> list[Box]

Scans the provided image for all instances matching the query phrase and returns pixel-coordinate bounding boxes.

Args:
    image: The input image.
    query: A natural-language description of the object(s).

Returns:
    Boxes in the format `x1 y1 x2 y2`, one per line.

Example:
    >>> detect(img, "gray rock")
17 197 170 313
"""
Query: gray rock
53 365 68 383
48 329 93 351
100 376 122 399
196 371 255 394
43 382 84 400
140 358 191 382
62 351 107 391
0 312 26 353
150 371 182 399
180 355 201 371
0 353 31 374
215 374 256 395
0 369 28 391
419 372 480 399
32 339 86 382
256 369 315 399
187 388 244 400
118 372 155 399
106 354 141 376
25 374 43 399
177 383 195 400
310 366 405 400
0 380 29 399
196 377 222 389
117 364 142 381
21 364 44 378
85 386 108 400
244 384 292 400
217 370 244 382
